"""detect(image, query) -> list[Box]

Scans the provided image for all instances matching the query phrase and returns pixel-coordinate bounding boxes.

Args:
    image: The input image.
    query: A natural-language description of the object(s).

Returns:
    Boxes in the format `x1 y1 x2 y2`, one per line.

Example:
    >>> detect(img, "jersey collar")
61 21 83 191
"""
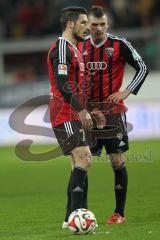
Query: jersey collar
90 34 108 48
59 37 77 50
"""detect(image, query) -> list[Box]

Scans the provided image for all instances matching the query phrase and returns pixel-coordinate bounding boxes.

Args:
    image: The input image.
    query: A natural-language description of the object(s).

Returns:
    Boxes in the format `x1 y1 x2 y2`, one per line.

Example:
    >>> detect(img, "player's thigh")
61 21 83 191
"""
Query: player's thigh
71 146 92 170
53 121 88 156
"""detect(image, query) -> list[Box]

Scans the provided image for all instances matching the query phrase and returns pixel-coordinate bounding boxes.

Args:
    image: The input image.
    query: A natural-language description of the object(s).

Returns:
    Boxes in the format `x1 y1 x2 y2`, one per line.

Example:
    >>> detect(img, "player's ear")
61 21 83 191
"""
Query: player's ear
67 21 75 30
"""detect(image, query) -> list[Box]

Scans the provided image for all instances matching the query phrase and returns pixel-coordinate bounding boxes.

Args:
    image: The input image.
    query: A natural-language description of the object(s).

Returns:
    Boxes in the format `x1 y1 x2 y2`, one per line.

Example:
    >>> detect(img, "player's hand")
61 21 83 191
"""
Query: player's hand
91 109 106 129
107 89 131 103
79 109 93 130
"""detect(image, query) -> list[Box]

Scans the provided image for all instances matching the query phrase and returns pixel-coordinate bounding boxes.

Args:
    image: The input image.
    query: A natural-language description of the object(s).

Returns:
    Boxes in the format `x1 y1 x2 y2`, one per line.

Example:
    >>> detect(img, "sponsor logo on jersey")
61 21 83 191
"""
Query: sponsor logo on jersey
49 93 53 99
86 61 107 70
58 64 67 75
105 47 114 57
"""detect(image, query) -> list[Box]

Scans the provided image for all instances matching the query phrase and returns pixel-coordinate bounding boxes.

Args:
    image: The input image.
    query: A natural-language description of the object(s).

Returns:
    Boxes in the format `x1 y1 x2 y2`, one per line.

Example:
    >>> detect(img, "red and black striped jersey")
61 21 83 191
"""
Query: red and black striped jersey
47 37 86 127
78 34 148 112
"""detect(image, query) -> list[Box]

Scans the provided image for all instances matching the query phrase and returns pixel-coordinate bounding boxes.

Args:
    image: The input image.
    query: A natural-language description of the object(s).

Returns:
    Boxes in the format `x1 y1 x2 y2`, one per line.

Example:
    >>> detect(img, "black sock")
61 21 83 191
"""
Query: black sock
64 172 72 222
64 171 88 222
114 166 128 217
83 174 88 209
70 166 87 211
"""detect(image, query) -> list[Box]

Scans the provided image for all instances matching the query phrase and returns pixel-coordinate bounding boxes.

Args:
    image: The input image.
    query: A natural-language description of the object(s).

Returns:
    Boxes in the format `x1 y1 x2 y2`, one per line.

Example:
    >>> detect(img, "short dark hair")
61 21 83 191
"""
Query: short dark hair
60 7 87 32
89 6 104 18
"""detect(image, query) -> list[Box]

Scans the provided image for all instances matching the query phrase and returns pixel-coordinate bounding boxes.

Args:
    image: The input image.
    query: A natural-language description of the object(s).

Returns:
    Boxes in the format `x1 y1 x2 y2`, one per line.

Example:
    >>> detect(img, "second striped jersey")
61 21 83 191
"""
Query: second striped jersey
78 34 148 112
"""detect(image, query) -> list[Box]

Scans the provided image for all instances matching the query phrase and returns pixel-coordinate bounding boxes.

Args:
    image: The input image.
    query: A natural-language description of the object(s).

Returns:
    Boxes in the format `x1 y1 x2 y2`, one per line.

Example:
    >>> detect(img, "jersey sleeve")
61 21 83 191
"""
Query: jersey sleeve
120 38 149 95
50 38 84 112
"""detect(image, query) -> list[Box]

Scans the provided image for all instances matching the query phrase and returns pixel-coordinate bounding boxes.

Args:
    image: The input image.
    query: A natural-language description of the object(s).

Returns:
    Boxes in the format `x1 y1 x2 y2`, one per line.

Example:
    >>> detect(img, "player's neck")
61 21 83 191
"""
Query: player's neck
62 32 77 47
91 34 108 46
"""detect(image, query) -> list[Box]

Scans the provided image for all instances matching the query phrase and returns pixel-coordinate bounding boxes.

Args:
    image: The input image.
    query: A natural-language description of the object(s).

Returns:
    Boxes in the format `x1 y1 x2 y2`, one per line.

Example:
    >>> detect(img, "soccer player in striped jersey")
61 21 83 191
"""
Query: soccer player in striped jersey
48 7 100 228
79 6 148 224
63 6 149 225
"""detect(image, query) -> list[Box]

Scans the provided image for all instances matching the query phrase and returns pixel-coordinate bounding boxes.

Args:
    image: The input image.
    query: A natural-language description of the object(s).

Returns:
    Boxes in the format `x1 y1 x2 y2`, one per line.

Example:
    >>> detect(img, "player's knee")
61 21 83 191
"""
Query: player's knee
77 151 92 169
72 146 92 170
109 153 125 170
82 152 92 169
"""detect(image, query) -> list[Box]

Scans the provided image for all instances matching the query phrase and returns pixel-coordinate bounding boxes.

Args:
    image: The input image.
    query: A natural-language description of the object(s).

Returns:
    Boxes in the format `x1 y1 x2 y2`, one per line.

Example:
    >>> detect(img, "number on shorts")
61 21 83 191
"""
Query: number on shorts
79 129 86 142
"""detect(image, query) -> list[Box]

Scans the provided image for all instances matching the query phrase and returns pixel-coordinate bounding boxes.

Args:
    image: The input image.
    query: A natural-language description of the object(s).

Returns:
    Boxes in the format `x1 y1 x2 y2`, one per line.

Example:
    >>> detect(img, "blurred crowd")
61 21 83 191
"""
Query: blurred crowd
0 0 159 86
0 0 159 39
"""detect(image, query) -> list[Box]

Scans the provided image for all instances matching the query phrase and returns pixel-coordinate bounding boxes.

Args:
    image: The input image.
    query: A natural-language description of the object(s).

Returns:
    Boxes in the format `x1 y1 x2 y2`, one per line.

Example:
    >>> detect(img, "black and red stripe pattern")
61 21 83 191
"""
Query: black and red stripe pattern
78 34 148 112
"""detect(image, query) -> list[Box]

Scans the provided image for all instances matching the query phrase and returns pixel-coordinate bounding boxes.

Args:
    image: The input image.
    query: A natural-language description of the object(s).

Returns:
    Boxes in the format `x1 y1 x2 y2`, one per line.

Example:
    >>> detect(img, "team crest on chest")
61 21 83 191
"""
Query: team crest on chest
105 47 114 57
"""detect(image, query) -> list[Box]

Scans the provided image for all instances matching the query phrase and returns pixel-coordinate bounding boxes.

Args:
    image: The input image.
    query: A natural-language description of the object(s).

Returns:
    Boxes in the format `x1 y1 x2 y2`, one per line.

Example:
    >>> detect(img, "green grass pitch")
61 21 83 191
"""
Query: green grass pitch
0 140 160 240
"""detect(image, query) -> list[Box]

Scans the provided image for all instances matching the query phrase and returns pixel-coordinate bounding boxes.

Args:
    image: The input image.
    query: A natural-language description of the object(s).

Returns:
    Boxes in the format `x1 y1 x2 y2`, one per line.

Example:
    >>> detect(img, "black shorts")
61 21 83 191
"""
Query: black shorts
90 112 129 156
53 121 88 155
